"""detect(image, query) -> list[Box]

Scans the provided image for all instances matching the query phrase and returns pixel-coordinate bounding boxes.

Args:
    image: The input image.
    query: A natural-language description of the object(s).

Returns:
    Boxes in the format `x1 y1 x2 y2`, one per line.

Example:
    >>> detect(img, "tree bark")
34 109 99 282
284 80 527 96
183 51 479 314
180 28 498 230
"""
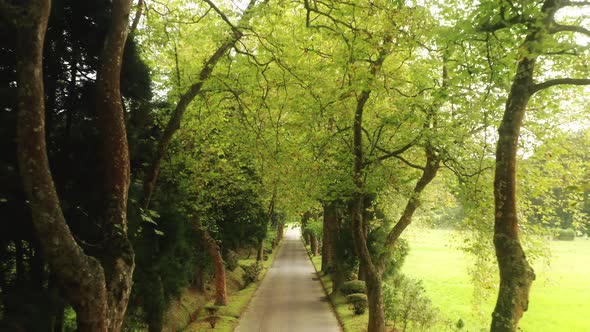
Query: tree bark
321 202 339 274
301 211 312 245
488 1 568 329
141 0 258 209
197 227 227 306
377 146 441 273
95 1 135 329
351 90 385 332
12 1 108 330
349 38 391 332
256 238 264 262
274 222 284 247
12 0 135 330
310 233 319 256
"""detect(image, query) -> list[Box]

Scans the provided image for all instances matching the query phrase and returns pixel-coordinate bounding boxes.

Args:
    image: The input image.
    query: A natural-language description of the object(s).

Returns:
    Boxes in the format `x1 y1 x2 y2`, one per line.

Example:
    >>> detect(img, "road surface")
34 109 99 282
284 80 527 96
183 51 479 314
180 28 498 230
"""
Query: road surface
234 227 342 332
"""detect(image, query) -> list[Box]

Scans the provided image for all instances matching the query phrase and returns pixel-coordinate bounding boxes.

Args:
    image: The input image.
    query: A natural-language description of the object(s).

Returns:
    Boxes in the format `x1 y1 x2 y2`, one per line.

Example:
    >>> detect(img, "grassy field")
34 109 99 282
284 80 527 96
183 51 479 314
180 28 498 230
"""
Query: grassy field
401 228 590 332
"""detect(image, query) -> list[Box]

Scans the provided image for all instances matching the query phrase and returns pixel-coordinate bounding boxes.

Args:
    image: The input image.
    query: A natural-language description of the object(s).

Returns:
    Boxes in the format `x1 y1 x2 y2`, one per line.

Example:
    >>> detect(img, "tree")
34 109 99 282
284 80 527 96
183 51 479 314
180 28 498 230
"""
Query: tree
6 0 136 329
475 0 590 330
141 0 261 209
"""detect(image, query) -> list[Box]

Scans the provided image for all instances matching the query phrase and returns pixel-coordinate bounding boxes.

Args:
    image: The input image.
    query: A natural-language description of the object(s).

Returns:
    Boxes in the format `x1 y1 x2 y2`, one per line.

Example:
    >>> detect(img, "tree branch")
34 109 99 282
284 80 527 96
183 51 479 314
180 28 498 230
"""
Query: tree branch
549 23 590 37
362 138 418 167
393 155 425 170
129 0 144 35
203 0 240 33
532 78 590 93
561 1 590 7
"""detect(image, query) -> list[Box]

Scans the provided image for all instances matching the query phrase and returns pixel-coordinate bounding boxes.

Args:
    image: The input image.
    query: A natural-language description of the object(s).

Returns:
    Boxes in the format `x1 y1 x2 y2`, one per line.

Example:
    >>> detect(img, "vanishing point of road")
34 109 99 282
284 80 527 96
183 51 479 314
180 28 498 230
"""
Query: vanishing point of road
234 227 342 332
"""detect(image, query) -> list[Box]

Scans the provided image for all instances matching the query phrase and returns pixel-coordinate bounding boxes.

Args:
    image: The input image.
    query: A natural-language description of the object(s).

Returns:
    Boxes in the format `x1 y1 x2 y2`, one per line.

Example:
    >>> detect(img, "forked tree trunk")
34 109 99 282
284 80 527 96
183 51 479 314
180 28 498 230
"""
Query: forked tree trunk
197 227 227 306
12 0 135 330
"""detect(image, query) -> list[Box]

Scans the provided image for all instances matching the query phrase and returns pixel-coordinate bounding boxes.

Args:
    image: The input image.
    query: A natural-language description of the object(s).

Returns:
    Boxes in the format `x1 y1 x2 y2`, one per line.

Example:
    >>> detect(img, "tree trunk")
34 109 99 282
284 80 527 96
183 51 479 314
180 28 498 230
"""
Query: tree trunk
377 146 441 273
352 192 386 332
256 238 264 262
348 41 390 332
351 92 385 332
491 57 537 332
141 0 258 209
301 211 312 245
12 0 135 330
198 228 227 306
95 1 135 329
274 222 284 247
310 233 319 256
321 202 339 274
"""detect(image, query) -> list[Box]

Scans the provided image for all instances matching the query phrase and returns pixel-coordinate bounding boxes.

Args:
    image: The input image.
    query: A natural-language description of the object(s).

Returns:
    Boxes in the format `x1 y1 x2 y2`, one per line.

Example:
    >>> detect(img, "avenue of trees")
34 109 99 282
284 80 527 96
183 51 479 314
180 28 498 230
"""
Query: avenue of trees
0 0 588 331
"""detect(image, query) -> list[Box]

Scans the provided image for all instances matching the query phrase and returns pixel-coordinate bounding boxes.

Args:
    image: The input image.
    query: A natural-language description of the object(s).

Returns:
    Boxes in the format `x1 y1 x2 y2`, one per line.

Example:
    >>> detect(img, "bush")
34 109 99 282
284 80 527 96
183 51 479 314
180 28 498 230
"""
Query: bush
383 274 439 331
340 280 366 295
555 228 575 241
224 250 239 271
346 293 368 315
242 262 263 286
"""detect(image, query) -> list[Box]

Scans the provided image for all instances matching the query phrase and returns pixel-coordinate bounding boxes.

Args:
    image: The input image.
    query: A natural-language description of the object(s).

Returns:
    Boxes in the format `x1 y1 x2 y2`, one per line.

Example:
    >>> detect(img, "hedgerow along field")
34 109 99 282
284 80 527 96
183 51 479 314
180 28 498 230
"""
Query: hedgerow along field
401 228 590 332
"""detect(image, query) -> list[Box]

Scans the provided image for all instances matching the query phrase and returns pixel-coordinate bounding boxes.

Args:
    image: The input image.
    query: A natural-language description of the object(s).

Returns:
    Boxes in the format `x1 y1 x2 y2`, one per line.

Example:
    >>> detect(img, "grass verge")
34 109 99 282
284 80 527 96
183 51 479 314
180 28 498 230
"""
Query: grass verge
304 243 367 332
165 240 283 332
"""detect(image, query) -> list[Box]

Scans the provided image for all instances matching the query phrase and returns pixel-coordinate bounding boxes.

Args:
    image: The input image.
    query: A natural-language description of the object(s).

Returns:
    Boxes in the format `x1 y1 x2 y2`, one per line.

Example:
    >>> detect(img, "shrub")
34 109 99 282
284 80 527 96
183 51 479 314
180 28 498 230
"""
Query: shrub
224 250 239 271
555 228 575 241
383 274 439 331
242 262 263 286
346 293 368 315
340 280 366 295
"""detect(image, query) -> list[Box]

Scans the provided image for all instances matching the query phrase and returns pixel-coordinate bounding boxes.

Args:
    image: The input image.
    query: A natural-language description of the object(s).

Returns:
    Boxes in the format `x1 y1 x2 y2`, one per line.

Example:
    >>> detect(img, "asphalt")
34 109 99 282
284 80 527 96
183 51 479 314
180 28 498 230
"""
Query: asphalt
234 227 342 332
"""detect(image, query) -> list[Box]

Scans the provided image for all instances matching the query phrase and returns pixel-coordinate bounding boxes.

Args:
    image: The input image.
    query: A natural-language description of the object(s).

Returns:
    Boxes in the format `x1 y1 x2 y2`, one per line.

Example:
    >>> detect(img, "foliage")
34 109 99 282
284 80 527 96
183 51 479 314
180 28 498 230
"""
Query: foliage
340 280 367 296
224 250 240 271
346 293 368 315
304 217 324 238
383 274 439 332
554 228 576 241
241 262 263 286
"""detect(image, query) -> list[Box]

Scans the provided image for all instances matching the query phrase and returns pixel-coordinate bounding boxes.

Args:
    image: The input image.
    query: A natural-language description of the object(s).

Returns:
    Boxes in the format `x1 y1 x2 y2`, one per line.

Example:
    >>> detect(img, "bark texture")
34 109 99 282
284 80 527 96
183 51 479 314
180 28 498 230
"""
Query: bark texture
197 228 228 306
310 233 320 256
12 0 134 330
321 202 339 274
256 238 264 262
95 1 135 328
489 2 565 330
491 54 536 331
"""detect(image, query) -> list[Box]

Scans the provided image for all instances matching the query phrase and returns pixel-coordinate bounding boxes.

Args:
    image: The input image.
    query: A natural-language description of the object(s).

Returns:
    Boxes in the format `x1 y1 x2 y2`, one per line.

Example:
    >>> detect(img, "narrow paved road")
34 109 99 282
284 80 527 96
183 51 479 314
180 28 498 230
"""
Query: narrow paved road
234 227 342 332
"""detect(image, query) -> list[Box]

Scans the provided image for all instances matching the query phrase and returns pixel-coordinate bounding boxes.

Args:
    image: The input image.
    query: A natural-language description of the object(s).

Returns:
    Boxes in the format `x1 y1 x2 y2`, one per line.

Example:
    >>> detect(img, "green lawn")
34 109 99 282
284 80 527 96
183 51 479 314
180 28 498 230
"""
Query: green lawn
401 228 590 332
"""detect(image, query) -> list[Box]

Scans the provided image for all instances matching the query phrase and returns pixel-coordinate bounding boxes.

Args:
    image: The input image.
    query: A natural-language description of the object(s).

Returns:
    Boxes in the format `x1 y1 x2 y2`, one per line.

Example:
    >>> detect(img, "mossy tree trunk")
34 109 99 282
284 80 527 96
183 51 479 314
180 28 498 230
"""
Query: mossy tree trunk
197 227 228 306
10 0 135 330
486 1 590 330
